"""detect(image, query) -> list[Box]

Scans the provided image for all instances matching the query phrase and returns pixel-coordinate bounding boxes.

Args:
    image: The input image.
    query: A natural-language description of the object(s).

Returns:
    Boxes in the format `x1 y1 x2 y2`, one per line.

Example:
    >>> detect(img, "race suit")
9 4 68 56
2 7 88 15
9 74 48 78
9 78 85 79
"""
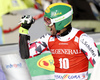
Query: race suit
19 27 99 80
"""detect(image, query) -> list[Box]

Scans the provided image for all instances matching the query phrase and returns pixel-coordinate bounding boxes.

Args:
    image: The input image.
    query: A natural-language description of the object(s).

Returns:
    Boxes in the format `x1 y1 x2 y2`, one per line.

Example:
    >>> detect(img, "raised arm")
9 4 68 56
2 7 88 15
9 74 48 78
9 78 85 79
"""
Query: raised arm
19 15 50 59
19 15 35 59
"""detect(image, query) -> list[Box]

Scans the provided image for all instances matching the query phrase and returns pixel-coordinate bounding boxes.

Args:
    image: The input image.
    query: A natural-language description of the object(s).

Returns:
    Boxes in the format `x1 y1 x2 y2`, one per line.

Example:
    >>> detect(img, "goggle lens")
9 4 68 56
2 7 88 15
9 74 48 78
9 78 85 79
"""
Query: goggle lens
44 17 51 27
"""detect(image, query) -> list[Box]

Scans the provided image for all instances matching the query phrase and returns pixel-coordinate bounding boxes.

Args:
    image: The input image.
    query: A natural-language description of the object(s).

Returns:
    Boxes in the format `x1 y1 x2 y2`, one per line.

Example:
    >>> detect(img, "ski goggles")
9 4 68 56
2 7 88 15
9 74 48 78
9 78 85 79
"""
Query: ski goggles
44 9 73 27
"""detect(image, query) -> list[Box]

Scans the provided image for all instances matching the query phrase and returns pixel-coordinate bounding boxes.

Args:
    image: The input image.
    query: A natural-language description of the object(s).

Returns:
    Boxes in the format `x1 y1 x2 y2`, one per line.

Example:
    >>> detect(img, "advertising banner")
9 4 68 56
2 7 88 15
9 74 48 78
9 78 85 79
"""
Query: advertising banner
25 52 55 80
0 53 32 80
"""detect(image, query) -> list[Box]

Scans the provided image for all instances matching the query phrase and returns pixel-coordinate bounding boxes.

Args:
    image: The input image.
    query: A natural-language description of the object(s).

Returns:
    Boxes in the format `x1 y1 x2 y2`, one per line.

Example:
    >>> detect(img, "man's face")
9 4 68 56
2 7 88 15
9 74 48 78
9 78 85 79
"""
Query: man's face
48 24 57 35
44 17 57 35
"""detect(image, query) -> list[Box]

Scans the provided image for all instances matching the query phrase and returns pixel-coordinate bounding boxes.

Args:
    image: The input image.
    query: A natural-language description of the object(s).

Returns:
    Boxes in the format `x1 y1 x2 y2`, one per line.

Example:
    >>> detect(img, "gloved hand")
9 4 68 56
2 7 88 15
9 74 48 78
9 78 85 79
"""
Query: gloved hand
19 15 35 34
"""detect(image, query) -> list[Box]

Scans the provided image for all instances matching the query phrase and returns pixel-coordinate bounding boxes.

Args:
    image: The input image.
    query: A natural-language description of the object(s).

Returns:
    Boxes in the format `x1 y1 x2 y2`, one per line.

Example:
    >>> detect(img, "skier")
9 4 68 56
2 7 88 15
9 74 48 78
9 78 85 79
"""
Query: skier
19 3 99 80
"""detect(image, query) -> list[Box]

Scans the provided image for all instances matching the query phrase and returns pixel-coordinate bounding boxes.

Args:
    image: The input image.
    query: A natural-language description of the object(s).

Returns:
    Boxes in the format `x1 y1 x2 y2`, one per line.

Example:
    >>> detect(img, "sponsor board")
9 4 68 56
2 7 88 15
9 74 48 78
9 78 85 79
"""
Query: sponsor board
0 53 32 80
25 53 54 77
37 55 54 71
6 63 22 69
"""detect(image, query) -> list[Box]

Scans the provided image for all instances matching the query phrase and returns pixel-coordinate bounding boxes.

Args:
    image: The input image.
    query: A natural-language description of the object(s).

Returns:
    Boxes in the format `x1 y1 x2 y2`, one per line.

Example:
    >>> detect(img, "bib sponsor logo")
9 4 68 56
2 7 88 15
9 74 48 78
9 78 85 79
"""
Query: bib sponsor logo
51 49 81 54
37 55 54 71
68 75 80 79
63 74 69 79
55 75 63 79
55 74 81 80
59 43 68 45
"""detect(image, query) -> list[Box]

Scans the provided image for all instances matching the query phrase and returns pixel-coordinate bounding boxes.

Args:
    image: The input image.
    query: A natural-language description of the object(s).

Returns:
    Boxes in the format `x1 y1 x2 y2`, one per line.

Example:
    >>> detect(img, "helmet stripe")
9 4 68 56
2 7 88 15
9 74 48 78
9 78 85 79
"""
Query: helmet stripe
48 3 72 9
51 9 73 23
